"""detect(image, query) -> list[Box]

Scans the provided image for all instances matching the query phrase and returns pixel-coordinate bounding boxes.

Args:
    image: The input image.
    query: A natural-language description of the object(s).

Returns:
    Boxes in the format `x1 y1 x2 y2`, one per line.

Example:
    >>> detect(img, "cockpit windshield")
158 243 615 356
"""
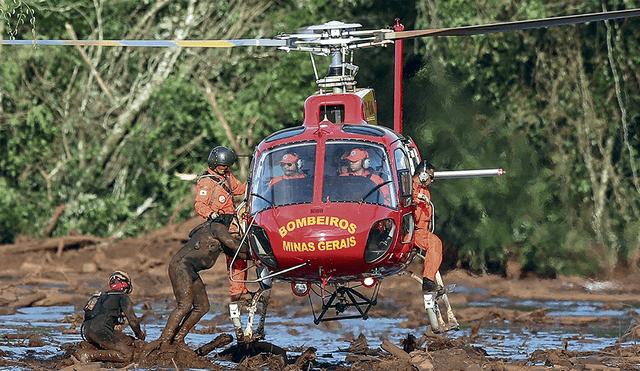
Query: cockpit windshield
250 142 316 213
322 141 397 209
249 140 397 214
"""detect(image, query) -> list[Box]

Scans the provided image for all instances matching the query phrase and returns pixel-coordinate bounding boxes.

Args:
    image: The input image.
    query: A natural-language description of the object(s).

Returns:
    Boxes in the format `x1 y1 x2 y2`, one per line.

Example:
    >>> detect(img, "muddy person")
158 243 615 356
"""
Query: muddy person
76 271 145 363
194 145 253 302
412 161 444 295
152 222 250 350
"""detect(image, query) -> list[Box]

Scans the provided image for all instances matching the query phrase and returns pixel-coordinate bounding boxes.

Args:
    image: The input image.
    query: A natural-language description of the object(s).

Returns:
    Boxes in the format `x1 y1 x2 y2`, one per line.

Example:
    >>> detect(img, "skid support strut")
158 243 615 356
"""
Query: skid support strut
311 284 380 324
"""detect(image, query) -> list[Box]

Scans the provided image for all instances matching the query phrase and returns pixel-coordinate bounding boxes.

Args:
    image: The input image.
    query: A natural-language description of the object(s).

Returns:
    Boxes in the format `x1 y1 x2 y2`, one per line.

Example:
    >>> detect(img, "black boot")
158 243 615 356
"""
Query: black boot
422 277 439 293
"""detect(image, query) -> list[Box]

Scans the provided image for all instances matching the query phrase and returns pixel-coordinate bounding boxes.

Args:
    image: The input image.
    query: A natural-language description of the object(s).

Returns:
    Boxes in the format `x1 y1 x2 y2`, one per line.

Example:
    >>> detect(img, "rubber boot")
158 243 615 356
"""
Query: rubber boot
422 277 439 293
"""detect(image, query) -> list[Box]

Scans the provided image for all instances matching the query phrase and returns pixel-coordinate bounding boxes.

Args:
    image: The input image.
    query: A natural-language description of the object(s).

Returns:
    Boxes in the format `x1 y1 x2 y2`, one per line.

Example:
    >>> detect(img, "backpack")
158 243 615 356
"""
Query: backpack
83 292 103 321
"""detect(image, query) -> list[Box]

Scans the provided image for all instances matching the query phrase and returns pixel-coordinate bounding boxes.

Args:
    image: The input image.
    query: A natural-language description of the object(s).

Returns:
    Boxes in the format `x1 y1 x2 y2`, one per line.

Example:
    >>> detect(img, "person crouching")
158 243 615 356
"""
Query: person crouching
77 271 145 363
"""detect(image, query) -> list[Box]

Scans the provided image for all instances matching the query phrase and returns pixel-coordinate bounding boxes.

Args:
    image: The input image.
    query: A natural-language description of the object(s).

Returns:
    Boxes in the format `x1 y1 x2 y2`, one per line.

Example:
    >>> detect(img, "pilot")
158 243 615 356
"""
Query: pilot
342 148 389 201
154 223 249 350
412 161 443 294
194 145 252 303
269 152 306 187
76 271 145 363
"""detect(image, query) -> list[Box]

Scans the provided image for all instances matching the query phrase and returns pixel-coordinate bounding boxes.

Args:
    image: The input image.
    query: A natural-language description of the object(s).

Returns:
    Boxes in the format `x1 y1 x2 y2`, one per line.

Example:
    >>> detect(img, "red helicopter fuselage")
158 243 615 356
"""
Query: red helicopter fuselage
246 88 420 285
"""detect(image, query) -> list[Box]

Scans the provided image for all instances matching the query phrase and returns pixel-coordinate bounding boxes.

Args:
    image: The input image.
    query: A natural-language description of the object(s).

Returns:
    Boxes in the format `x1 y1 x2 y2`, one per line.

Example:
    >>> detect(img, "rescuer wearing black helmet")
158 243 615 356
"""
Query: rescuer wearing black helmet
196 146 244 221
194 146 252 299
76 271 145 363
412 161 443 293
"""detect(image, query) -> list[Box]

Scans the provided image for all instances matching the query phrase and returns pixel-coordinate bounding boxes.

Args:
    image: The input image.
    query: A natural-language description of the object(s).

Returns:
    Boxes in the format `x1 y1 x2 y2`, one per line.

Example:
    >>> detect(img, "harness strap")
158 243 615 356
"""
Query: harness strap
198 172 234 196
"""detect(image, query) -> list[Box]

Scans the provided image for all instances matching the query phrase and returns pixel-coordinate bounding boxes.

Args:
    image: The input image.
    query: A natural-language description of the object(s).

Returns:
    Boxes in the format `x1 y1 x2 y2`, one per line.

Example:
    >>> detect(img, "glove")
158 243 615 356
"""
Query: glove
417 194 428 202
208 212 219 220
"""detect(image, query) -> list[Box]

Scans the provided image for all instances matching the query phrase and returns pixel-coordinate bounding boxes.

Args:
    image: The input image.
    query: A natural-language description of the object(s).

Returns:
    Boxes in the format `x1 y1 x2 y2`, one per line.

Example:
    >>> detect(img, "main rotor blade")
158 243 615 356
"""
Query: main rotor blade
0 38 286 48
385 8 640 40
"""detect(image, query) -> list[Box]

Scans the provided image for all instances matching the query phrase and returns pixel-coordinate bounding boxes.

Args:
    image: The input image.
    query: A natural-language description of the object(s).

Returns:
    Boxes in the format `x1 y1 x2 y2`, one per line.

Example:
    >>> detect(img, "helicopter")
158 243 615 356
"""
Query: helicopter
3 7 640 342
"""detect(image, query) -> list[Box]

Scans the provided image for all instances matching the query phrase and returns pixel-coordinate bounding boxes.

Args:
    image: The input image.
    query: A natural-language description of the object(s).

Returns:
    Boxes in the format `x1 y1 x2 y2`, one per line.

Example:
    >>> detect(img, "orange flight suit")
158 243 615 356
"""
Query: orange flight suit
194 168 249 297
412 182 443 282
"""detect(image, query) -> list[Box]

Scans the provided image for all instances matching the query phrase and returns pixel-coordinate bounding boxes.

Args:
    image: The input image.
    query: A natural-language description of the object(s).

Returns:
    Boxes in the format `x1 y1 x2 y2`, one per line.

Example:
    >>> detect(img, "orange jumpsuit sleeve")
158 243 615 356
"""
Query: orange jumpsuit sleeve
228 173 247 196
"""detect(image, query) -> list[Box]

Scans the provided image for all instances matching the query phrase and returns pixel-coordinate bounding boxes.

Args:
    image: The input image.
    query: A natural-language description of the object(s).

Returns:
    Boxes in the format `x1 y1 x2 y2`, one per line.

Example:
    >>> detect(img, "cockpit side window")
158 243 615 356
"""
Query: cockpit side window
394 148 412 202
322 141 397 209
250 142 316 214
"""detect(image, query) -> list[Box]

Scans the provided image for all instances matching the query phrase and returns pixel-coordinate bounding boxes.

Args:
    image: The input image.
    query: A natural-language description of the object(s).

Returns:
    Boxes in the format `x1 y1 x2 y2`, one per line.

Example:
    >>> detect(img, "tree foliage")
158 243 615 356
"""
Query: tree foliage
1 0 639 278
406 0 640 276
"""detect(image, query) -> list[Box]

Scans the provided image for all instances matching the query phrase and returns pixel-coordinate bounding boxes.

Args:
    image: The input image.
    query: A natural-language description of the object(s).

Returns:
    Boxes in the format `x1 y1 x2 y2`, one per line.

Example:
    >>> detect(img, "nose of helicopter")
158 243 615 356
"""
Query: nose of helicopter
250 203 398 281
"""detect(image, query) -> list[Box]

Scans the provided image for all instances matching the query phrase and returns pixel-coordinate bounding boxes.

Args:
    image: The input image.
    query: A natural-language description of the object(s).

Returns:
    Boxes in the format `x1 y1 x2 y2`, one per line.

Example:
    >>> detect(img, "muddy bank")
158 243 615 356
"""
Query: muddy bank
2 217 640 369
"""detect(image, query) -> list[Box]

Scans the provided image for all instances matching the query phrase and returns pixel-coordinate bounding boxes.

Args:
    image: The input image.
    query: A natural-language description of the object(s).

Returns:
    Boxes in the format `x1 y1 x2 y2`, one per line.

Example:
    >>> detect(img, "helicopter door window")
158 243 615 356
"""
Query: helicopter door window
394 148 412 205
322 141 397 209
249 142 316 214
320 105 345 124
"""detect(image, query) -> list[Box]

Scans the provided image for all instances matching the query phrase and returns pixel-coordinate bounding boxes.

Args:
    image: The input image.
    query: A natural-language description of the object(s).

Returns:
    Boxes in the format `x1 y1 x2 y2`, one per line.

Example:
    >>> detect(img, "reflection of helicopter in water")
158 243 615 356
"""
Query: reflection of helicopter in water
4 8 640 341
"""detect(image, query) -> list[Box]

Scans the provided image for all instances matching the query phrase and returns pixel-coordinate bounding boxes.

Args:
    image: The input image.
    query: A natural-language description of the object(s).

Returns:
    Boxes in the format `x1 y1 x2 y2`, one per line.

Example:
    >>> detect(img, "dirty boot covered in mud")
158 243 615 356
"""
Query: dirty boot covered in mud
422 277 442 294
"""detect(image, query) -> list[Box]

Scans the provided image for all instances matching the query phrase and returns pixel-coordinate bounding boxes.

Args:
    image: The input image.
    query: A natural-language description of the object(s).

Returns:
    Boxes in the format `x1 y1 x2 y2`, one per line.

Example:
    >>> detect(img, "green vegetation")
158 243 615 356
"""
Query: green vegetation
1 0 638 278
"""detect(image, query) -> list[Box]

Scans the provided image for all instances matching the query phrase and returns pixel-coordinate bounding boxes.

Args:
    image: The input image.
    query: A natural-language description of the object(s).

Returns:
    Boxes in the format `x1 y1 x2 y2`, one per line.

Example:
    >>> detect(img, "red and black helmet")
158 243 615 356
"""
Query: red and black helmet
109 270 132 294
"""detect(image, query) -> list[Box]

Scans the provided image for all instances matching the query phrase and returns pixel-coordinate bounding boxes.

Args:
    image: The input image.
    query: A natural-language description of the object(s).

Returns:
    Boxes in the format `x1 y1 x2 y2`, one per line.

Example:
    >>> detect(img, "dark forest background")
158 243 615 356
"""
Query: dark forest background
1 0 639 278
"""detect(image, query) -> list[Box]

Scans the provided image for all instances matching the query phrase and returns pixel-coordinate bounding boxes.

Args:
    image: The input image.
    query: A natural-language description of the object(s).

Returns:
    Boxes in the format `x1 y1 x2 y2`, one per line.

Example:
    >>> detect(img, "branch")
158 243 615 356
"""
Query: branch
65 23 115 105
39 160 68 201
604 13 640 195
203 79 240 153
95 0 198 170
44 204 66 235
1 236 107 254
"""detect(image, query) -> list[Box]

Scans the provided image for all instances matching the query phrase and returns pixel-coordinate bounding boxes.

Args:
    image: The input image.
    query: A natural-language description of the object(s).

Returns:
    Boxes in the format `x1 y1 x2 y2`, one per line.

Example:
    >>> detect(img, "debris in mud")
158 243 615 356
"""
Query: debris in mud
4 219 640 369
2 333 45 347
196 333 234 356
218 341 288 363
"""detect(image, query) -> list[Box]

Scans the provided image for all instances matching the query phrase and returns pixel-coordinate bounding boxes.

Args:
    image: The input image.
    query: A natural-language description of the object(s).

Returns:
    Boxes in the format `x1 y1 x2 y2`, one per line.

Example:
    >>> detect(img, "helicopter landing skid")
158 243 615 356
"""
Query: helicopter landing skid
229 289 271 344
310 284 380 324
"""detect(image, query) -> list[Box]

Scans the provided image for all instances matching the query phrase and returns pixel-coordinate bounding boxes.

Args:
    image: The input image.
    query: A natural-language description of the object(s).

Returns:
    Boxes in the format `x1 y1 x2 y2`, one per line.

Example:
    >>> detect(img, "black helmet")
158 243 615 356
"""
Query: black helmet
109 270 132 294
208 146 237 168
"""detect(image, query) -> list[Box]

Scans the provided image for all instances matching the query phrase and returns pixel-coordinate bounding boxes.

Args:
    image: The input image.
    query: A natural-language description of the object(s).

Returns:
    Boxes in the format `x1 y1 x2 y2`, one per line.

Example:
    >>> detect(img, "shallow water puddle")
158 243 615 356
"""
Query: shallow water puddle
1 290 638 368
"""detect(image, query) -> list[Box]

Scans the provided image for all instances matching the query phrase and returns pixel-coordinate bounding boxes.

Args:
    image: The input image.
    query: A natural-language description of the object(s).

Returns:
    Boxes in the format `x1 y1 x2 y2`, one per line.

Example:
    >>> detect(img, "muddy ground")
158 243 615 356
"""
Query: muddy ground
2 217 640 370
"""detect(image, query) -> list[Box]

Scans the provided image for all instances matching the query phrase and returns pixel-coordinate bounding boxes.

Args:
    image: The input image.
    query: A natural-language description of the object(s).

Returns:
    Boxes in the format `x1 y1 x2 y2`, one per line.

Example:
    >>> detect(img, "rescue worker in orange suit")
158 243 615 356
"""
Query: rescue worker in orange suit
194 146 251 302
77 271 145 363
341 148 390 202
156 222 249 349
412 160 443 294
269 152 305 187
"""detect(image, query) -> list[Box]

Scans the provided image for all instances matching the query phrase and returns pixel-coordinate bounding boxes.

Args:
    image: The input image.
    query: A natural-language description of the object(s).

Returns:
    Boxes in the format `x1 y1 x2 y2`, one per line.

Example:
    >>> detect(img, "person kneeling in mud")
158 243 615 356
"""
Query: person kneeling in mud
156 221 250 350
77 271 145 363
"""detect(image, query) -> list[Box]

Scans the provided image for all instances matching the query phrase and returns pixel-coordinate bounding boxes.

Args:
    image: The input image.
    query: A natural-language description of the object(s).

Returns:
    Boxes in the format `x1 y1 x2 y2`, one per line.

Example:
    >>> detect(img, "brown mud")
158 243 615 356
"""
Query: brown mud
2 217 640 370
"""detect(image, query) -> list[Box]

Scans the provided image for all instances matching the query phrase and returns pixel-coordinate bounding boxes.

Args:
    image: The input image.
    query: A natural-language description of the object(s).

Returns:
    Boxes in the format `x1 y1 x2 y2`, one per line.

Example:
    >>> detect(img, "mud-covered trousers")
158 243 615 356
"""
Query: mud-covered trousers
82 318 135 362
